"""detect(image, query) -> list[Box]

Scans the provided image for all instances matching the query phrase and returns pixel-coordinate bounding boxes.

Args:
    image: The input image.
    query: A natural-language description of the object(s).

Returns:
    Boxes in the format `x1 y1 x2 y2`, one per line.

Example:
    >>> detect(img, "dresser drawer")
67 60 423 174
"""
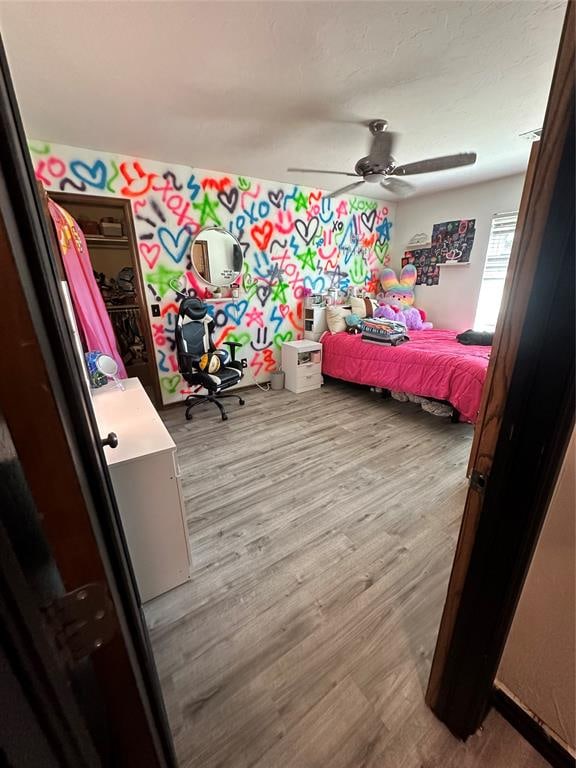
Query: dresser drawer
294 370 323 392
296 362 322 381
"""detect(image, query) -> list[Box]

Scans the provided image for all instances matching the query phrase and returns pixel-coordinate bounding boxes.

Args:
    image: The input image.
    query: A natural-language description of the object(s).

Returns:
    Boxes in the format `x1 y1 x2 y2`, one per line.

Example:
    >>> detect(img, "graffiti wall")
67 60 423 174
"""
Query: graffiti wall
30 141 395 404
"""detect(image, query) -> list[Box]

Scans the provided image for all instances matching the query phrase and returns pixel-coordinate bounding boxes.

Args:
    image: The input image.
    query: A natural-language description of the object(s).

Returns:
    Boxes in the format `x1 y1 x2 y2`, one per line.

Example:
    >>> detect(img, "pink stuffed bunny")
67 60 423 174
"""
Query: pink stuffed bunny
376 266 433 329
379 265 417 308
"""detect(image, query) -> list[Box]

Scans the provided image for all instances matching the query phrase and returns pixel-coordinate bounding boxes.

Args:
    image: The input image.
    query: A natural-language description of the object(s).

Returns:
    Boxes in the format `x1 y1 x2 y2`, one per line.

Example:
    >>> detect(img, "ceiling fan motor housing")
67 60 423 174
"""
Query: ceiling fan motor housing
355 156 395 179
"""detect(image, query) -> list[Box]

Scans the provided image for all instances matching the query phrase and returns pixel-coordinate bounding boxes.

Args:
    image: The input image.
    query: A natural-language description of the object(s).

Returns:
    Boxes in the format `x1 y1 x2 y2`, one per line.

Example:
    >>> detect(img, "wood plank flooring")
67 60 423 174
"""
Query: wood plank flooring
146 380 548 768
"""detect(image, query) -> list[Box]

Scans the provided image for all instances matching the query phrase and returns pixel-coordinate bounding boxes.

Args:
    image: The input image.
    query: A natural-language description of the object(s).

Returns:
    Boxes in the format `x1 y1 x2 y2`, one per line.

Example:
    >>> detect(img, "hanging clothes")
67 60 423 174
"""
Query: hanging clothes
108 307 148 366
48 199 127 378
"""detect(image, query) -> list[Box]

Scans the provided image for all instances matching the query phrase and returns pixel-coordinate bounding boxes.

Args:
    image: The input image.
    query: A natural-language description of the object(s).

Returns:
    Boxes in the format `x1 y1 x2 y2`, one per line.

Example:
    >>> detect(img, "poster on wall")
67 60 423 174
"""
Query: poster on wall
402 248 440 286
431 219 476 265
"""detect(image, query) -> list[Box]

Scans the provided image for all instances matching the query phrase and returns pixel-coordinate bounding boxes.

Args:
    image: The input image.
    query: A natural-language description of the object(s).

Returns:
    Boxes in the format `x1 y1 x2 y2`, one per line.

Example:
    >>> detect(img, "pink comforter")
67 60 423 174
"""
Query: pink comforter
321 329 490 423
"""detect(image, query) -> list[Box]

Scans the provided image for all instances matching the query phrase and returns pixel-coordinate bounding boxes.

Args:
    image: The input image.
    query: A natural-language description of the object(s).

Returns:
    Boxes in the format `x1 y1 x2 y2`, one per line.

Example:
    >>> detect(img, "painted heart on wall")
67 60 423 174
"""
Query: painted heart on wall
225 299 249 325
160 374 181 394
158 226 192 264
268 189 284 209
361 210 376 232
217 187 239 214
70 159 107 189
226 331 251 347
295 217 319 245
251 221 274 251
304 274 328 293
274 331 293 348
140 242 161 270
374 238 390 264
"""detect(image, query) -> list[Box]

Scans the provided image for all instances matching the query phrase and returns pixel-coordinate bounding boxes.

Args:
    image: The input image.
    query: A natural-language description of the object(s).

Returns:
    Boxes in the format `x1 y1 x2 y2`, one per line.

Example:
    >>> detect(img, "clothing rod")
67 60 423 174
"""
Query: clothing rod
107 304 140 312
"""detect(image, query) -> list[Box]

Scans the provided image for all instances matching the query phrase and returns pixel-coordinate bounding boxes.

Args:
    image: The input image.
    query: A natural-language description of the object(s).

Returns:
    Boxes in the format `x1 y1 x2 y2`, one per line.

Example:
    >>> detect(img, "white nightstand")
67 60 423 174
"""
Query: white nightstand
282 339 323 393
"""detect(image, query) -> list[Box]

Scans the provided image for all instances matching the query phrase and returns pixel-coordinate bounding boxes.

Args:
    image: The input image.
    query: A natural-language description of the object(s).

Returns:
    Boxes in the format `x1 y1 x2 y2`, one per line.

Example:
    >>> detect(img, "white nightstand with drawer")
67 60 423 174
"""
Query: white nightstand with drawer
282 339 323 393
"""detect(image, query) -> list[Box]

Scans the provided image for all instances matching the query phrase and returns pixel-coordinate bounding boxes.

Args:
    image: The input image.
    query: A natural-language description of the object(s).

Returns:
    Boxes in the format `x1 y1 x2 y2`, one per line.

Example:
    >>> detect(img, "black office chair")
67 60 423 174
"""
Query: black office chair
175 298 245 421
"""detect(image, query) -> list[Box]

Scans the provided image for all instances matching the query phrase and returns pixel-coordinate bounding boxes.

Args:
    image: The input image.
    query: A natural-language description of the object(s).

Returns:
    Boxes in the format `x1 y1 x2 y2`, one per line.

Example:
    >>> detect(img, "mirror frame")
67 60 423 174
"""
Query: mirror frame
95 354 119 377
189 226 244 288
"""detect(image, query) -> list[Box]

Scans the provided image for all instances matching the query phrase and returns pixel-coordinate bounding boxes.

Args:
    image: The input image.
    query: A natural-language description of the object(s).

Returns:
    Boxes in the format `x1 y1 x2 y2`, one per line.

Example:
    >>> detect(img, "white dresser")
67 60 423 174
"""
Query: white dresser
92 378 191 603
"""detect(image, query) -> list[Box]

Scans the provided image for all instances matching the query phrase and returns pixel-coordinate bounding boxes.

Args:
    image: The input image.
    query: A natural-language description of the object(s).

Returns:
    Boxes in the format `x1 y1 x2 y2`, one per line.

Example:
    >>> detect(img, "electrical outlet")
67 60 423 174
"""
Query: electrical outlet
151 304 161 317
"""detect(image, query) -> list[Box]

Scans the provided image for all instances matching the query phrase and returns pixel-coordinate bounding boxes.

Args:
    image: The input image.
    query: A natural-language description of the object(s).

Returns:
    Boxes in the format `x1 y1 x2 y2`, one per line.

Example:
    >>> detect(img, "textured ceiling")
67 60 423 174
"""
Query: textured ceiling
0 0 566 198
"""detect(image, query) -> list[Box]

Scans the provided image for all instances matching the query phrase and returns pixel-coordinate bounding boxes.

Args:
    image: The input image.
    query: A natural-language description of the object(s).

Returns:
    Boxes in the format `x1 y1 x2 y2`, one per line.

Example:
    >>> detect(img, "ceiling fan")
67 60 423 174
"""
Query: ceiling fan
287 120 477 199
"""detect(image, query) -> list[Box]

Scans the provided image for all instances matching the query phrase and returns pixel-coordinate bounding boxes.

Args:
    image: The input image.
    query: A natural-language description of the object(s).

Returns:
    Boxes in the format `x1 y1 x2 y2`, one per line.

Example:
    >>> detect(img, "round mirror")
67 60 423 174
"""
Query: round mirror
95 354 124 390
190 227 243 288
96 354 119 377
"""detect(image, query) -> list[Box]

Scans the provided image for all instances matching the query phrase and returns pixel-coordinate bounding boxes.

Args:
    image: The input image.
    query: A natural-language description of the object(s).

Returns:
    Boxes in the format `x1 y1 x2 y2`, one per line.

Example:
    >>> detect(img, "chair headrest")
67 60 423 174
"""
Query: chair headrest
179 297 208 321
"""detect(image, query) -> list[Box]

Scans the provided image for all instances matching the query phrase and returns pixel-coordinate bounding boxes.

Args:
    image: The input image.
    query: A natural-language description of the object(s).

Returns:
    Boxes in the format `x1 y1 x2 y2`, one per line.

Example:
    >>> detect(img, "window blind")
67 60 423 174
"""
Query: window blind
483 213 518 281
474 212 518 331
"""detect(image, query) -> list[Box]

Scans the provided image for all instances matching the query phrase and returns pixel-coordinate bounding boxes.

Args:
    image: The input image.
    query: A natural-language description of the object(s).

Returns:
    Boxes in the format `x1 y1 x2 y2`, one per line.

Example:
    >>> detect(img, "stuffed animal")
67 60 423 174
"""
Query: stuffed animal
199 352 222 374
380 265 418 308
374 303 430 330
345 313 362 334
376 266 433 329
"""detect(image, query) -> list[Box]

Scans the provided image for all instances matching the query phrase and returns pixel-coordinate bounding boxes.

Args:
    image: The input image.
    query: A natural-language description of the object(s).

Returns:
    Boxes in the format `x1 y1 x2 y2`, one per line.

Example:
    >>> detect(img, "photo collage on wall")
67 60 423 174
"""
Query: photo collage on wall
402 248 440 286
402 218 476 287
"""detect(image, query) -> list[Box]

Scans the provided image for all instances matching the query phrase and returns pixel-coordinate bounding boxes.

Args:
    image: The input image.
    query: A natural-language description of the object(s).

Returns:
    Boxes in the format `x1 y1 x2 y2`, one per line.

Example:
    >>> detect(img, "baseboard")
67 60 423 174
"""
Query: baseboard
493 685 576 768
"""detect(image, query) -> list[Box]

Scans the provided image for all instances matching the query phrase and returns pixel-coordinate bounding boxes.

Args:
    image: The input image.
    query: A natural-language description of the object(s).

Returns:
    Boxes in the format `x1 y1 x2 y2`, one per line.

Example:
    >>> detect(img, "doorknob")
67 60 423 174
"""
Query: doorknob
101 432 118 449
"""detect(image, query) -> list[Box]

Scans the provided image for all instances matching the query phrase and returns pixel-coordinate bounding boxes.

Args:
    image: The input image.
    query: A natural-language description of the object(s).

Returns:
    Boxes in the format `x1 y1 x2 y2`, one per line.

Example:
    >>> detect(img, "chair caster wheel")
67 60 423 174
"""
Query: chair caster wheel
222 413 228 421
239 398 245 406
185 412 193 421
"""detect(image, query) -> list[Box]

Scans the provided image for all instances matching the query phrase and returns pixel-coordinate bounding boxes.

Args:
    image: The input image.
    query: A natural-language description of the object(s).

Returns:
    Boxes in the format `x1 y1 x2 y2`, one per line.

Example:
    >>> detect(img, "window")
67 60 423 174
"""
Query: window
474 212 518 331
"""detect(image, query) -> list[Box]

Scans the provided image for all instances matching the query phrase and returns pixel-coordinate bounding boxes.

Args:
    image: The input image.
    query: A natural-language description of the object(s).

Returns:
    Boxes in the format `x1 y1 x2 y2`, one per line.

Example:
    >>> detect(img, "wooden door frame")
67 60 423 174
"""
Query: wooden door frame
192 239 210 283
49 190 164 409
0 39 176 767
427 2 575 739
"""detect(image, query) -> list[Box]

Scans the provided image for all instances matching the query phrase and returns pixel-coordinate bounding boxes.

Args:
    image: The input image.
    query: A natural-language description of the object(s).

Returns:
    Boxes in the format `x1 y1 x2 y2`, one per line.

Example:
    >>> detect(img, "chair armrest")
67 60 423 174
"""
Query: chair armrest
222 340 242 361
177 352 200 375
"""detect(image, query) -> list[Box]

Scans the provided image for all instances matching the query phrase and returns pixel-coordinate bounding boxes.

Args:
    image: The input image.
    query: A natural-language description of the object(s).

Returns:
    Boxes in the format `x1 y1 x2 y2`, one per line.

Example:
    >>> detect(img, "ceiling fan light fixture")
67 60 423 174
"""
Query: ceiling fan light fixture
364 172 386 183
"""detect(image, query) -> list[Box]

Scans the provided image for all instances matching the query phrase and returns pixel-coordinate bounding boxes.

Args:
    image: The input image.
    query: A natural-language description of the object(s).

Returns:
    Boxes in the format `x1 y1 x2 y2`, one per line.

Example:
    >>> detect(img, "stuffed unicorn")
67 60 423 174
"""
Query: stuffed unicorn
375 266 433 330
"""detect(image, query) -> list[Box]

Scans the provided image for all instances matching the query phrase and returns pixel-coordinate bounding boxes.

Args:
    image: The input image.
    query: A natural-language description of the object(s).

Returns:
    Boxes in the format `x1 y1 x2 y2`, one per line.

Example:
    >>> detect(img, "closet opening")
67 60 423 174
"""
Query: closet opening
49 192 161 408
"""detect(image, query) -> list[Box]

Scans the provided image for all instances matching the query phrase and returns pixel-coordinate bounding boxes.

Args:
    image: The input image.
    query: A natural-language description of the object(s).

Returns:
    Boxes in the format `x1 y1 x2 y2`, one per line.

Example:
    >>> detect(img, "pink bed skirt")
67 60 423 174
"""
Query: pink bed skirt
321 329 490 423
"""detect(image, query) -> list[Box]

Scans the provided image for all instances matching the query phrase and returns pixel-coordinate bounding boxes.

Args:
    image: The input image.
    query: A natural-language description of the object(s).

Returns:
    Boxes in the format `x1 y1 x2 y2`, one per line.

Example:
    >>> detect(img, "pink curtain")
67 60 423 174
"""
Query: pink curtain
48 199 127 378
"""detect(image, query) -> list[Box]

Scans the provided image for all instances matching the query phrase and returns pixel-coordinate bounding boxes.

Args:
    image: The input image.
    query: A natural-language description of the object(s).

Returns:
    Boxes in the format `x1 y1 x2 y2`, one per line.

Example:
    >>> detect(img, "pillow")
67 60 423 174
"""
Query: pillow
326 305 351 333
350 297 378 318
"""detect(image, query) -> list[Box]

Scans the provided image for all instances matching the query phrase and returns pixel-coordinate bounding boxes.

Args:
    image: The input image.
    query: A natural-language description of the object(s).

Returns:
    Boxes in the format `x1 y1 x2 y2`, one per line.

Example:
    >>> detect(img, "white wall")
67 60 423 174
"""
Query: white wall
498 430 575 752
392 175 526 330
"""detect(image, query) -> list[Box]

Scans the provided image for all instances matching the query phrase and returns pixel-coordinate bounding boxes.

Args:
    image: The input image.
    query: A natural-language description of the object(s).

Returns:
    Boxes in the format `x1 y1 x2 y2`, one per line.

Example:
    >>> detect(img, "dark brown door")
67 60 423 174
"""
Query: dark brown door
0 38 176 768
427 2 575 739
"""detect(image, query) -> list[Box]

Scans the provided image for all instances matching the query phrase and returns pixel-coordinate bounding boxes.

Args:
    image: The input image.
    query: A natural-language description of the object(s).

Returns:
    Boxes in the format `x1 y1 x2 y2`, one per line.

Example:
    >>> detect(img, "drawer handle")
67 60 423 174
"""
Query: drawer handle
101 432 118 449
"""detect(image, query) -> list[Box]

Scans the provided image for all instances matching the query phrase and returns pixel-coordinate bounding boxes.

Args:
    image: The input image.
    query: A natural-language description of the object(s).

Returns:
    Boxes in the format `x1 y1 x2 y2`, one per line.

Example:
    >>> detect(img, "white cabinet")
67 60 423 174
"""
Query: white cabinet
91 379 191 602
282 339 323 393
303 305 327 341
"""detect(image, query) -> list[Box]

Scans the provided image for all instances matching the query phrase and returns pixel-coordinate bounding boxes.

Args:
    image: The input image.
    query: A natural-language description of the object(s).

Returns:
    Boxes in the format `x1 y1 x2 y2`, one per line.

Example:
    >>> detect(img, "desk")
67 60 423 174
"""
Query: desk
92 379 191 602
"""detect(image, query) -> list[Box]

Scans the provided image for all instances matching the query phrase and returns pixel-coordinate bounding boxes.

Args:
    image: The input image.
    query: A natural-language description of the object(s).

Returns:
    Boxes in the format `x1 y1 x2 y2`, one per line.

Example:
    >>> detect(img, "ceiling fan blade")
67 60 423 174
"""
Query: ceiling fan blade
326 180 367 199
287 167 360 177
392 152 477 176
368 131 395 167
380 177 414 197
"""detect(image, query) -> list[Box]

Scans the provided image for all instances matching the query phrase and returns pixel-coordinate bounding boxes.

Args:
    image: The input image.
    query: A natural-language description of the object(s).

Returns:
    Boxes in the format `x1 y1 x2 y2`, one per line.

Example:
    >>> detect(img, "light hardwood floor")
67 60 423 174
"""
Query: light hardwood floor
146 380 548 768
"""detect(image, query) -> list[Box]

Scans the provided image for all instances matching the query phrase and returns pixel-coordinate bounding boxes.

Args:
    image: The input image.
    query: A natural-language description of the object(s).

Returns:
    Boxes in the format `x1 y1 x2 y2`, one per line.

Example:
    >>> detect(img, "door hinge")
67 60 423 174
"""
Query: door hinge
43 583 116 664
469 469 488 494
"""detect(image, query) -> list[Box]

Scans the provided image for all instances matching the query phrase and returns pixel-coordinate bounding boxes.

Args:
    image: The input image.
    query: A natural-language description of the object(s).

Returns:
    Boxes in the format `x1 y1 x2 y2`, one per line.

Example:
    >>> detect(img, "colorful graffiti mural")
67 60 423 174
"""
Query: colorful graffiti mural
30 142 394 404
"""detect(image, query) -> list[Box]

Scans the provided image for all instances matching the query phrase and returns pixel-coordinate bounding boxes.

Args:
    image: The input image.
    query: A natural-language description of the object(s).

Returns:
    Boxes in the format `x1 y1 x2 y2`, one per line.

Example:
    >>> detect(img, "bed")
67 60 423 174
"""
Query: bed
320 329 490 423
